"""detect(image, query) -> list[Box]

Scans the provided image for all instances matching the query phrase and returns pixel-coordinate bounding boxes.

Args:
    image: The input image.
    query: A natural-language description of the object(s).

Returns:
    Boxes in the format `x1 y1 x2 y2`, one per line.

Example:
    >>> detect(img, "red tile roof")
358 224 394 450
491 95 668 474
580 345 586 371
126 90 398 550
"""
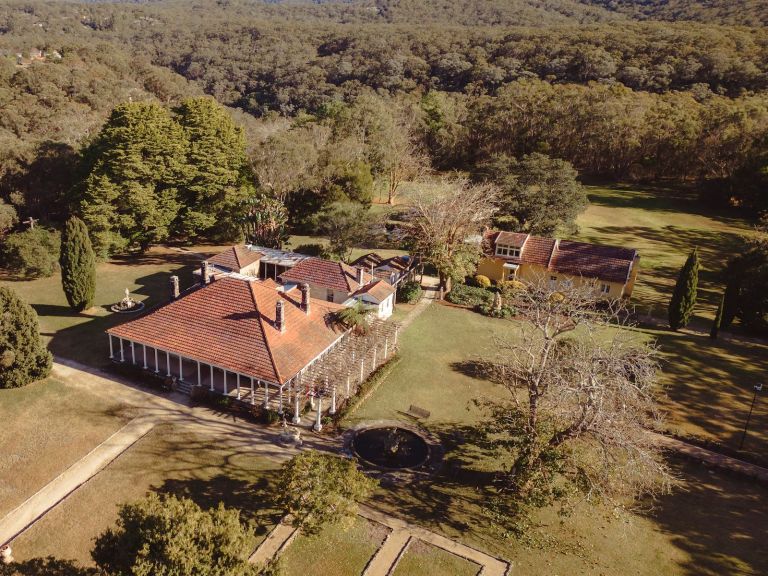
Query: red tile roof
108 277 346 385
352 279 396 302
208 245 263 272
485 231 637 284
279 257 374 293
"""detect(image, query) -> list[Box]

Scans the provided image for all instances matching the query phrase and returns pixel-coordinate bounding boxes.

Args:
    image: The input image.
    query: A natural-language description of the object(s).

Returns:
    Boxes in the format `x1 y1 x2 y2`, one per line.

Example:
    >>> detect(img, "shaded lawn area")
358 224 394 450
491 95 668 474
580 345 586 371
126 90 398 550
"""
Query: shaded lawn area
0 245 225 368
635 325 768 458
11 423 282 566
344 302 768 575
575 184 752 322
0 377 132 518
392 540 480 576
280 517 389 576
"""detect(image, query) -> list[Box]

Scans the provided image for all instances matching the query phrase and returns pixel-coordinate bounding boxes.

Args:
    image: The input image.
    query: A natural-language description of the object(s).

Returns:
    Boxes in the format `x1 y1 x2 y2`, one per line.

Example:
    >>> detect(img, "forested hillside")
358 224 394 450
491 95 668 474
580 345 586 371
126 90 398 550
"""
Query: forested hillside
582 0 768 27
0 0 766 254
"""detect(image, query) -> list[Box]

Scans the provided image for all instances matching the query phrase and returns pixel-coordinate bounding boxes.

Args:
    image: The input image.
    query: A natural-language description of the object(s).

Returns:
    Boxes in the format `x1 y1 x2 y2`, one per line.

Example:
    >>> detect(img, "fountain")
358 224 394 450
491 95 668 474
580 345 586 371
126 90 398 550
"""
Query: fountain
110 288 145 314
352 425 429 470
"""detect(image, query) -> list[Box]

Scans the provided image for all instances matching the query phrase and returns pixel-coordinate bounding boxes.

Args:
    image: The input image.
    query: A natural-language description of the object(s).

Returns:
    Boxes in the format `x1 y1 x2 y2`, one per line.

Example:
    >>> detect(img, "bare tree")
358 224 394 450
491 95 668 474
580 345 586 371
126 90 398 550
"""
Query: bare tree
482 281 670 522
400 176 498 294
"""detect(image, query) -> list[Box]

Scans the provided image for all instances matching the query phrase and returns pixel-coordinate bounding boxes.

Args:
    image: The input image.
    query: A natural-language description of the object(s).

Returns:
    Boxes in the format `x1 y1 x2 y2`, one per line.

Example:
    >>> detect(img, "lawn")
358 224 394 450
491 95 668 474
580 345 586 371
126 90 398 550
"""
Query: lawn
0 377 132 518
11 423 282 565
280 517 388 576
392 540 480 576
343 303 768 575
0 245 224 367
575 184 753 322
637 325 768 458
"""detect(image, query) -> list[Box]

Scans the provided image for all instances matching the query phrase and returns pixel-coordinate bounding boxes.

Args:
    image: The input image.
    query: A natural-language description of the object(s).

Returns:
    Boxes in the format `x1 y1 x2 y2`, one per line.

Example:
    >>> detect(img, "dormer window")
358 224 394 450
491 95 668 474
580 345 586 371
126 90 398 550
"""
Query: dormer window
496 244 520 258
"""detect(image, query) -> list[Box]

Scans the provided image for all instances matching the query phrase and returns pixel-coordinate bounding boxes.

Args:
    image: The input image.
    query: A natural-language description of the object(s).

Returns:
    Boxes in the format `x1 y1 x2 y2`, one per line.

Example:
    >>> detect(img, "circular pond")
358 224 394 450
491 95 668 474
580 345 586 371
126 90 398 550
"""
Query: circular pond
352 426 430 470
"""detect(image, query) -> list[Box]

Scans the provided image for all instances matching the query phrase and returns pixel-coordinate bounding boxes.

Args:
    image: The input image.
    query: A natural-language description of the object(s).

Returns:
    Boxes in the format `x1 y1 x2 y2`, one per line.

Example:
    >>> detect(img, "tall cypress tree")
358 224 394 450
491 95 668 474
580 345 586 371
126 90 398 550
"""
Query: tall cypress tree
668 248 699 331
60 216 96 312
0 286 52 388
710 292 725 339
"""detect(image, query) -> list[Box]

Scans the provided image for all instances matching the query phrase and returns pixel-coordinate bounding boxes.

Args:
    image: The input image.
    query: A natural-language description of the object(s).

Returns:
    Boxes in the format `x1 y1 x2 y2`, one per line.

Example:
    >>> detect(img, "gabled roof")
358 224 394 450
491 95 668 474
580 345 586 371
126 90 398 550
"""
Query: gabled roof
351 279 396 303
208 245 263 272
107 277 346 385
485 231 637 284
279 257 375 293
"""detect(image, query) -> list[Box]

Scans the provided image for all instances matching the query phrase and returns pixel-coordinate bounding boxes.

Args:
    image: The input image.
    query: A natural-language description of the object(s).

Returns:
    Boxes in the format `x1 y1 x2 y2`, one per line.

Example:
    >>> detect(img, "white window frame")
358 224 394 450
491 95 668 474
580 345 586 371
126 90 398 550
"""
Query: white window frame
600 283 611 294
496 244 520 258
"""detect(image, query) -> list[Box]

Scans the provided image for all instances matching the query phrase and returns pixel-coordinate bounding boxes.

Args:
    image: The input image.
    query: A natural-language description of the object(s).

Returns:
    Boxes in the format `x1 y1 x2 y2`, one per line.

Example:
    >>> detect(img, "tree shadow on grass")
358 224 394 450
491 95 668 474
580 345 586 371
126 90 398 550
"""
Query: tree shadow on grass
643 460 768 576
0 557 97 576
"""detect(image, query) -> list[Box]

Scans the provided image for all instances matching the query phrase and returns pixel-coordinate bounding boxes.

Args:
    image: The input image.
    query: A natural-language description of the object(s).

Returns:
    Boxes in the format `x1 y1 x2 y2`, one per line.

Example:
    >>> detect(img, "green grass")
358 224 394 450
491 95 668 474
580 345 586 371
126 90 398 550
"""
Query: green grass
636 325 768 458
344 303 768 575
280 517 388 576
0 245 224 367
0 377 132 518
575 184 753 321
344 303 510 428
392 540 480 576
11 423 281 565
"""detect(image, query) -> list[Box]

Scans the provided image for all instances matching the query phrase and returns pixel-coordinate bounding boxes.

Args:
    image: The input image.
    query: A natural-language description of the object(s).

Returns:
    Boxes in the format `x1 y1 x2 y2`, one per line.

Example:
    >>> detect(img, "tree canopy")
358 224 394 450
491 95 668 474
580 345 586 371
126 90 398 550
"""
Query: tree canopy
0 286 52 388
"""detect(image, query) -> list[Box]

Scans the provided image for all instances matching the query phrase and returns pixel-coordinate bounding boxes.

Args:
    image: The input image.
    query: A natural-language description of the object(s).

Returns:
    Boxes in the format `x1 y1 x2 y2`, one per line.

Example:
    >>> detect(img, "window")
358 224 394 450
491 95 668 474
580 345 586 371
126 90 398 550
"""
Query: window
496 244 520 258
600 283 611 295
326 289 334 302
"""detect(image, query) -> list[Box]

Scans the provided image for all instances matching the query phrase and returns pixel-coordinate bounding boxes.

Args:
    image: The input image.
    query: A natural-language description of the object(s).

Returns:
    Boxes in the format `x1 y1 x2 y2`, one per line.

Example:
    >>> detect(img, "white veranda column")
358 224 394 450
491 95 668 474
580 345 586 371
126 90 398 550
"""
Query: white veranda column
178 355 183 381
108 335 114 359
142 345 148 370
263 382 270 409
314 397 323 432
210 365 214 392
197 361 201 386
293 393 301 424
278 386 284 415
330 386 336 415
223 371 228 395
130 341 136 365
250 377 255 405
119 338 124 362
154 348 159 373
237 374 241 400
166 351 171 377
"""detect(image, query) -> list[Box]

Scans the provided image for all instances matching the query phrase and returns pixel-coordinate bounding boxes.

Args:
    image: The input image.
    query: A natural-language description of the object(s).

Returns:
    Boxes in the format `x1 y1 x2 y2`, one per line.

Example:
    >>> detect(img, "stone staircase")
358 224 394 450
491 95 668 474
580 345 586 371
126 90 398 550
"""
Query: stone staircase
175 379 193 395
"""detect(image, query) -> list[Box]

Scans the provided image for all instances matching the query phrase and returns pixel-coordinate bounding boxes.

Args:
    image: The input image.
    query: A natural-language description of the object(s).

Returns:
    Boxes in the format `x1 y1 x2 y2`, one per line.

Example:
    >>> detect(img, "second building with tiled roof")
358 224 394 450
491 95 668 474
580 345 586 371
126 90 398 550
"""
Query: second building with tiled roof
478 231 640 299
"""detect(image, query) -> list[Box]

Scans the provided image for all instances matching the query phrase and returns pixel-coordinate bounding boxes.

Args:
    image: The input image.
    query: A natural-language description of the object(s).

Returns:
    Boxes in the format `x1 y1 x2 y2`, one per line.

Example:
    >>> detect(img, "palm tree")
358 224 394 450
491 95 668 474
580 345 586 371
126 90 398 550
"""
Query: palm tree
334 302 374 334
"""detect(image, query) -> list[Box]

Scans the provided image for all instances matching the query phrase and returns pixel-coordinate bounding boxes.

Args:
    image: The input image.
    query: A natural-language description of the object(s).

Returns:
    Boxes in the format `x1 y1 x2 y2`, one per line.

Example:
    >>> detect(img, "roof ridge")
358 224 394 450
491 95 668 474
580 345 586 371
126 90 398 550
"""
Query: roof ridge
248 281 282 384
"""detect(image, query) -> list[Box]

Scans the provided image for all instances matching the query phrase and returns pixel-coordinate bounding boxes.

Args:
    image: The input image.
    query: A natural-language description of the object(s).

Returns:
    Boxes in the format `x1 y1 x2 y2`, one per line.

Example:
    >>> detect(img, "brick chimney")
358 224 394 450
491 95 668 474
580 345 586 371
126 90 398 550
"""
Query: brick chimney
300 283 311 315
275 299 285 332
200 260 210 286
169 275 180 301
357 266 365 286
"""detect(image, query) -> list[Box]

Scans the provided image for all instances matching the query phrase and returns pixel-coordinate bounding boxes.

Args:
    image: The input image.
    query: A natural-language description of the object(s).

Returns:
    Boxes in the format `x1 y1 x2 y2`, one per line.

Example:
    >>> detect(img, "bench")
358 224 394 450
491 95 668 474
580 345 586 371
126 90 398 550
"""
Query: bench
405 405 430 419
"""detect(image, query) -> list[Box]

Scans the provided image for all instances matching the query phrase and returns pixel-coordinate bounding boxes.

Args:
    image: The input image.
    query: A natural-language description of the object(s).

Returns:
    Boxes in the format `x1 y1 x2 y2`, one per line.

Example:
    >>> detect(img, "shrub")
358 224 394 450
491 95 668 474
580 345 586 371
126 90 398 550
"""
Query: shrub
293 243 327 257
263 408 281 425
446 283 493 307
397 280 422 303
1 227 60 278
0 286 52 388
473 274 491 288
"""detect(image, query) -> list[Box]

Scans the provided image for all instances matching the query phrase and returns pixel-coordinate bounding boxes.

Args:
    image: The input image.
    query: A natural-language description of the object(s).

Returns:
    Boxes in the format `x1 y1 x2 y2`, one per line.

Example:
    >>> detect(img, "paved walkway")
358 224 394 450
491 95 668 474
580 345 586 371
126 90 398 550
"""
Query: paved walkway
654 432 768 483
0 416 156 546
248 517 299 567
362 529 411 576
359 506 510 576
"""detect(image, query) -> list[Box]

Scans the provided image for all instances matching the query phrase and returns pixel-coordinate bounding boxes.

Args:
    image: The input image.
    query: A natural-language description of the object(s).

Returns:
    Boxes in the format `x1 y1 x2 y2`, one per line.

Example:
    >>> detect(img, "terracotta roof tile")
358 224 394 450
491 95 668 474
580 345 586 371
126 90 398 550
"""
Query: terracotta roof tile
352 280 396 302
496 231 529 248
108 277 345 384
521 236 557 266
208 245 263 272
279 257 374 293
550 240 636 284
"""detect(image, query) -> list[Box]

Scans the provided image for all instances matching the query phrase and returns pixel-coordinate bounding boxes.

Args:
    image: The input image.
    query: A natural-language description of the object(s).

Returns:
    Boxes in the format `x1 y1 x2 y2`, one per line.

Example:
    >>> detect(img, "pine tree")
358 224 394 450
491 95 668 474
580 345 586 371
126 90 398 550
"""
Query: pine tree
79 102 188 256
0 287 52 388
668 248 699 331
60 217 96 312
174 97 254 241
710 292 725 339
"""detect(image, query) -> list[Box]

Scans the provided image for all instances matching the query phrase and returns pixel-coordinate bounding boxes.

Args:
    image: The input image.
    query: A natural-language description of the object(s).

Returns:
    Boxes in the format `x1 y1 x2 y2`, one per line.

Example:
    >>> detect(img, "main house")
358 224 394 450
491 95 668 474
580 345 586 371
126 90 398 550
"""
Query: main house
477 231 639 299
107 269 398 426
